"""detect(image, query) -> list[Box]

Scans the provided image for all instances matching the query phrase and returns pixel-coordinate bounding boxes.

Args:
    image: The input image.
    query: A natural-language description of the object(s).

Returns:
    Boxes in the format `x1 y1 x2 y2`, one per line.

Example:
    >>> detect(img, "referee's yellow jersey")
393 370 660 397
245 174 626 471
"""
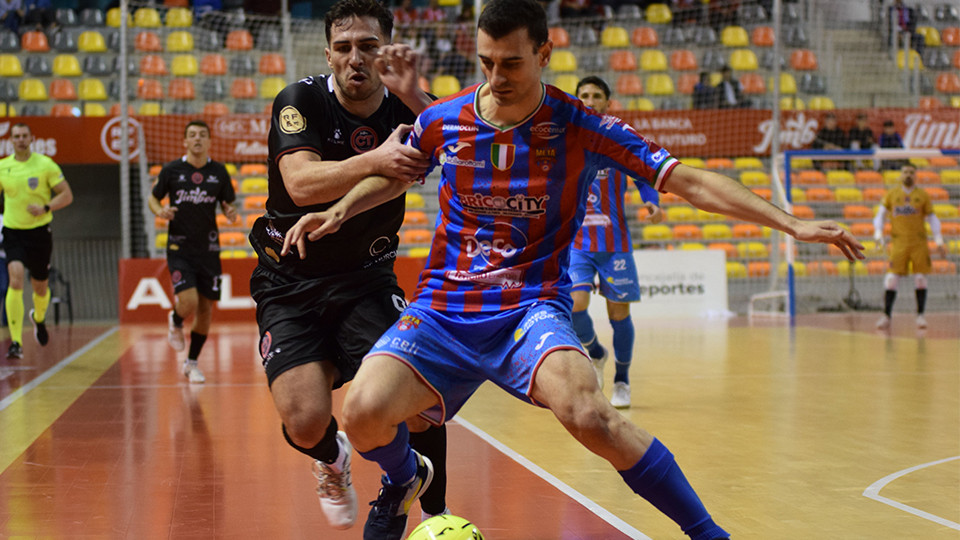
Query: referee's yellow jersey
0 152 64 230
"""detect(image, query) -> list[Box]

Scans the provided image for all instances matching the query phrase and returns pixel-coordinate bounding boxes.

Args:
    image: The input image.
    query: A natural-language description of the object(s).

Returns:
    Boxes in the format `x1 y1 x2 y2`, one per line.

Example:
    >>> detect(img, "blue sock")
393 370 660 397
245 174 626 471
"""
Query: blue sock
572 309 604 358
611 316 634 384
620 439 729 540
357 423 417 485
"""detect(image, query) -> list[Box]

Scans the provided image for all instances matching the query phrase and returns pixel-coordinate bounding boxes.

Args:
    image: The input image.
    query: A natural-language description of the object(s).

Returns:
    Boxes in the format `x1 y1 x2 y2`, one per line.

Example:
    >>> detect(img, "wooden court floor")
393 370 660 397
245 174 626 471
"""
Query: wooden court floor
0 312 957 539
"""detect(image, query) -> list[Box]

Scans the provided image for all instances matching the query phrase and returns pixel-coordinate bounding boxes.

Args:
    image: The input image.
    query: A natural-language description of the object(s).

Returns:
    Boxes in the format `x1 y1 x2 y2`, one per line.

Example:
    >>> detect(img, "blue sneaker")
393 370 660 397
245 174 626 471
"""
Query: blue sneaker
363 451 434 540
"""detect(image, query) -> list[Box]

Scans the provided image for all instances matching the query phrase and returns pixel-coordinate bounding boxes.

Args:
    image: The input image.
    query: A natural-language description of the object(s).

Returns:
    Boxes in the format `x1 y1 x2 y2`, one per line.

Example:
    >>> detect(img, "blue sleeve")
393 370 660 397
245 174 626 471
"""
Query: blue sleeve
636 180 660 206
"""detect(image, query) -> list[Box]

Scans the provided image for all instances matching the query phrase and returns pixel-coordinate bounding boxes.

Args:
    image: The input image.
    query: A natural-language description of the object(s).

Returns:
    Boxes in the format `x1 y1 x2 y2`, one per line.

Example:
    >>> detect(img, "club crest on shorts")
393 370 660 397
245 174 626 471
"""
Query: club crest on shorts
396 314 421 331
259 331 272 359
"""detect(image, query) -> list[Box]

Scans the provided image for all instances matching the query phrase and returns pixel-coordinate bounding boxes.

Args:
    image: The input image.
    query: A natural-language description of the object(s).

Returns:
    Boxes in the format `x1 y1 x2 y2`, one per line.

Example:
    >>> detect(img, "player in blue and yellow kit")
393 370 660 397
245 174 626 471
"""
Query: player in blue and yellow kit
569 76 664 408
283 2 864 538
0 123 73 359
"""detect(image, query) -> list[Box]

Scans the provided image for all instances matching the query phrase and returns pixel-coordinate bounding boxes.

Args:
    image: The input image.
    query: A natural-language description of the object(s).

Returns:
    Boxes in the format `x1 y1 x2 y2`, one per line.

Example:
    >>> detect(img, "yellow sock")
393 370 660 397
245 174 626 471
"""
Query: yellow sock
33 288 51 323
6 288 23 344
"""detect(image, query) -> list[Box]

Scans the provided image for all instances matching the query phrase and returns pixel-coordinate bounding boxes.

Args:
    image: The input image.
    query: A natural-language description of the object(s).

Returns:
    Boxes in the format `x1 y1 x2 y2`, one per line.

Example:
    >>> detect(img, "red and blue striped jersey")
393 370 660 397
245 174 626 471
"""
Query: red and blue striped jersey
409 83 678 313
573 168 660 252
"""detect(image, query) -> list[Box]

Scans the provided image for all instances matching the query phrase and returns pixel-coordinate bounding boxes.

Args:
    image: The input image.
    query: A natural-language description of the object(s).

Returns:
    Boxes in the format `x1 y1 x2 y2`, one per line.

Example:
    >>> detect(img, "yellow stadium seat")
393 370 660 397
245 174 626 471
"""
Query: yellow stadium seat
165 6 193 27
682 157 706 168
627 97 655 111
645 3 672 24
642 224 672 241
225 163 238 176
171 54 199 76
826 170 855 185
917 26 942 47
52 54 82 77
703 223 733 240
639 49 668 71
106 7 131 27
408 247 431 258
726 262 747 278
721 26 749 47
406 192 425 208
933 204 959 219
780 96 804 110
779 261 806 278
896 49 923 70
138 102 163 116
941 169 960 184
549 50 577 72
240 177 268 194
646 74 674 95
791 187 806 202
729 49 759 71
696 209 725 221
666 206 695 222
19 79 47 101
734 157 764 169
808 96 835 110
260 77 285 99
737 241 768 258
837 260 867 276
740 170 769 186
431 75 461 97
134 7 162 27
82 103 106 117
553 74 579 94
601 26 630 48
78 78 107 101
0 54 23 77
166 31 194 52
835 187 863 202
882 170 902 184
774 73 797 94
155 233 168 249
680 242 706 251
77 30 107 52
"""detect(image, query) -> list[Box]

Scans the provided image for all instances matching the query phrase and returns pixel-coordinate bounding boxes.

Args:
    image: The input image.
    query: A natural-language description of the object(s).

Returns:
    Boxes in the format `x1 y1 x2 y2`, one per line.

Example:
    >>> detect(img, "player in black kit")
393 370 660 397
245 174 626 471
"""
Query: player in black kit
149 120 238 384
246 0 448 534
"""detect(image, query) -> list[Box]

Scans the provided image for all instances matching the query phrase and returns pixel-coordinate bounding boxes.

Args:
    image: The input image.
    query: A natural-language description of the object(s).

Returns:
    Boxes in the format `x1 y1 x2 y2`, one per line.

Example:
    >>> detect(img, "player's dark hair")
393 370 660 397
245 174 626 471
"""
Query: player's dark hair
575 76 610 99
11 122 30 133
478 0 548 51
325 0 394 45
184 120 210 137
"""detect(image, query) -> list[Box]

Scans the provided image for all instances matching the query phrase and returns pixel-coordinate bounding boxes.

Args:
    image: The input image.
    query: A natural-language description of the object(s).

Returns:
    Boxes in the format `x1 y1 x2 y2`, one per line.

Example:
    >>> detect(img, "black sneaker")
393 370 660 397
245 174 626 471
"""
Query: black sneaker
6 341 23 359
30 309 48 346
363 451 434 540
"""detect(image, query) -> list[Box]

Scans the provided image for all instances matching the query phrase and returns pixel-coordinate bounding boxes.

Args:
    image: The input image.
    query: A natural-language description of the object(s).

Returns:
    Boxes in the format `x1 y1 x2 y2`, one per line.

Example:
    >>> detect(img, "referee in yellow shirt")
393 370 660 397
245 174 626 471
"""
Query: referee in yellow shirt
0 123 73 358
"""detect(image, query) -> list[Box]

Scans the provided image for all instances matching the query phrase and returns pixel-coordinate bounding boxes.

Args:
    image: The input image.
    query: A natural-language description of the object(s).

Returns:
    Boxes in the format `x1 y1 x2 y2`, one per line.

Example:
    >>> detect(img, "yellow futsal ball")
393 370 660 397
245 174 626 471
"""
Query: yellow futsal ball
407 514 485 540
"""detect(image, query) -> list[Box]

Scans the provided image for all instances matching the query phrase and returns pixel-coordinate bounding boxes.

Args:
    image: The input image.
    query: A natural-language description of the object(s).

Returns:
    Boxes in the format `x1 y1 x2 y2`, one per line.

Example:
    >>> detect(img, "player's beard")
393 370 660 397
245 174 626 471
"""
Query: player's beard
334 70 381 104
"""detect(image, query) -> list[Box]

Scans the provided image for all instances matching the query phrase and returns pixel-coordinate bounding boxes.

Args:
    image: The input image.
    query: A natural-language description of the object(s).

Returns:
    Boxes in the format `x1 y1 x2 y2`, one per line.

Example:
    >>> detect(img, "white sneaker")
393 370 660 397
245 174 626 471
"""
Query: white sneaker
591 347 607 390
875 315 890 330
611 382 631 409
916 314 927 329
182 360 205 383
167 311 185 351
312 432 358 529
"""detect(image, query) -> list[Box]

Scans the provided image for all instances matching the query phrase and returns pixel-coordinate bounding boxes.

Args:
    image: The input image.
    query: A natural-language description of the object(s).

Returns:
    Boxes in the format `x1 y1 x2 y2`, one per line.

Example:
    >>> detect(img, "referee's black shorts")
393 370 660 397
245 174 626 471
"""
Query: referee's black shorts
2 225 53 281
250 262 407 388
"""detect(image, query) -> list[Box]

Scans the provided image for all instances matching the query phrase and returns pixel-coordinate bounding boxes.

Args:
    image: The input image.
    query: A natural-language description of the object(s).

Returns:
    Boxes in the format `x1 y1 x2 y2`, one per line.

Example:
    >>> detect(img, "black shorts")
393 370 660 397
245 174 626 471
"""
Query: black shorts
3 225 52 281
251 263 406 388
168 252 223 300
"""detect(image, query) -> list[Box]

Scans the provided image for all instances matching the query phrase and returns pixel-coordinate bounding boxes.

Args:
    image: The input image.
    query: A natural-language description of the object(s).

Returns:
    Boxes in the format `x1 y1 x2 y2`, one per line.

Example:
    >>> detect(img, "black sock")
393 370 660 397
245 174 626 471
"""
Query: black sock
282 417 340 463
172 311 184 327
409 424 447 515
916 288 927 314
884 290 896 317
187 332 207 361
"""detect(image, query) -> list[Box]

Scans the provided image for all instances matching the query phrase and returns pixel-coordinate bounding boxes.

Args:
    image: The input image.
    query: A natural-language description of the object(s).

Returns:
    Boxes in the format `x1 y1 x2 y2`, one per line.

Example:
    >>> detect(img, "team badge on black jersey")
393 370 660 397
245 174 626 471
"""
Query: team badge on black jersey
279 106 306 134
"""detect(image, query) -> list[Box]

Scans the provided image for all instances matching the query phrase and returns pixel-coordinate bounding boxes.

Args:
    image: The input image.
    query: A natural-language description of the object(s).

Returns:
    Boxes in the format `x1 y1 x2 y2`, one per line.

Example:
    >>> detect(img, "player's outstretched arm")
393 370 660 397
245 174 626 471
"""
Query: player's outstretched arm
667 164 865 260
281 175 412 259
148 193 176 220
375 43 433 115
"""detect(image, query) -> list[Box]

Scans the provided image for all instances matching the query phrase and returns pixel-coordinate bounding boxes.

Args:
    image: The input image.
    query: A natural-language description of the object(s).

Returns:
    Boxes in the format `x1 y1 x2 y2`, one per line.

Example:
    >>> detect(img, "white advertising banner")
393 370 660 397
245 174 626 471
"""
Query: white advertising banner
587 249 729 320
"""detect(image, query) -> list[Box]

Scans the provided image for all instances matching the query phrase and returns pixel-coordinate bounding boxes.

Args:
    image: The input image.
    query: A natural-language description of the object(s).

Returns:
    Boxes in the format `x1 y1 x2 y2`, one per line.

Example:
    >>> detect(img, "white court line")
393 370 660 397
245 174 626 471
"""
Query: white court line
453 416 651 540
0 327 118 412
862 455 960 530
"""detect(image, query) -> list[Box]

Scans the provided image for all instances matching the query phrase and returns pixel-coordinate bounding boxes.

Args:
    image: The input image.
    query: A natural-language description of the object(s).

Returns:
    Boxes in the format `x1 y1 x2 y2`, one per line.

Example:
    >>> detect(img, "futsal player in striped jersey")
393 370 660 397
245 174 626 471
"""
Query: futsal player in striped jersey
570 76 664 408
283 1 864 538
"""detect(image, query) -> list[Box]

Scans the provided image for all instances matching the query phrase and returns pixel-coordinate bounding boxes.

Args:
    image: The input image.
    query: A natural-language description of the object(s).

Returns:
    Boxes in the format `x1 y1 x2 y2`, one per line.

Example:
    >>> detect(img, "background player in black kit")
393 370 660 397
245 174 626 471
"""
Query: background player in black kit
149 120 238 384
246 0 448 533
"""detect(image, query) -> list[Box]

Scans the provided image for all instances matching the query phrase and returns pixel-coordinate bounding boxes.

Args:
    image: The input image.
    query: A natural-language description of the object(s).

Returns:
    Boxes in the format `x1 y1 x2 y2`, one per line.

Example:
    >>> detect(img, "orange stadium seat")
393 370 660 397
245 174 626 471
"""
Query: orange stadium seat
403 211 429 226
402 229 432 244
259 53 286 75
21 31 49 52
926 186 949 200
942 222 960 236
918 96 945 109
805 187 835 202
243 195 267 211
49 79 77 100
140 54 168 76
610 50 637 71
134 31 162 52
244 214 260 229
792 205 814 219
916 170 941 184
750 188 772 201
732 223 762 238
676 73 698 94
200 53 227 75
169 78 195 100
929 156 958 167
807 261 838 276
863 188 886 202
50 103 76 117
705 157 734 170
935 72 960 93
231 77 257 99
747 261 770 277
752 26 775 47
216 214 238 229
226 29 254 51
931 260 957 274
740 73 766 94
240 163 268 176
669 49 698 71
797 170 827 185
203 102 229 115
615 74 643 96
843 205 873 219
854 170 883 185
851 222 874 237
137 78 164 99
632 27 659 47
942 27 960 46
110 103 135 116
548 26 569 48
219 232 246 247
709 242 737 259
789 49 818 71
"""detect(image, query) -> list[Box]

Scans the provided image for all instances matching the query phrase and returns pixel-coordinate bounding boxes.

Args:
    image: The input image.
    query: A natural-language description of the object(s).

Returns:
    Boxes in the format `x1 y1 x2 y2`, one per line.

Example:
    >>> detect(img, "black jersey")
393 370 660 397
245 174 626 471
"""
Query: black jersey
153 156 235 257
250 74 419 278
